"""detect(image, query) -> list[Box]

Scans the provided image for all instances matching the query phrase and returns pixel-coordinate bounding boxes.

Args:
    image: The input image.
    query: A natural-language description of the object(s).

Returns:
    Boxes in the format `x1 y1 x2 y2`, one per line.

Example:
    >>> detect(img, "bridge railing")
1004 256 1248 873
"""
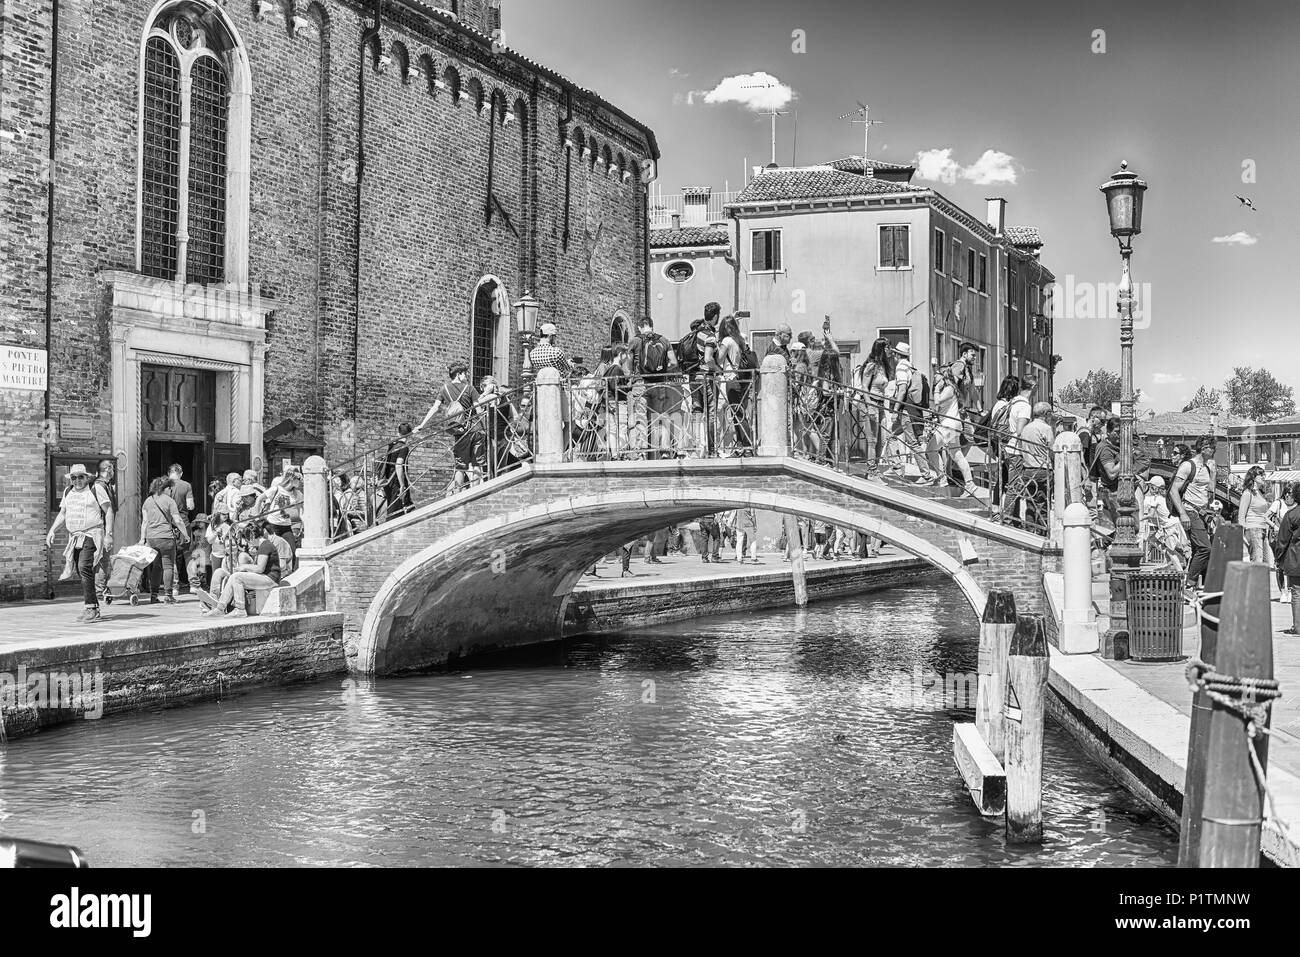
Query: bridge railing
323 384 534 543
552 370 759 461
785 369 1056 535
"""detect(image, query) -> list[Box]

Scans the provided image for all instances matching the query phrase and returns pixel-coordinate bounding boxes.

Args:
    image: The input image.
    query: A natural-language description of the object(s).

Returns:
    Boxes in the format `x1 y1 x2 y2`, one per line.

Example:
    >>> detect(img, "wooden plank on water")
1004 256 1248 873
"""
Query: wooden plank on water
953 722 1006 817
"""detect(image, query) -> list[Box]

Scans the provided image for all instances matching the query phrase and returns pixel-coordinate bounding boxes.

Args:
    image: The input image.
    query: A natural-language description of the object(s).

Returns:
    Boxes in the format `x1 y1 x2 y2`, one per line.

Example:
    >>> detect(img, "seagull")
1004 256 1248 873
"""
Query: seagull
1236 195 1258 212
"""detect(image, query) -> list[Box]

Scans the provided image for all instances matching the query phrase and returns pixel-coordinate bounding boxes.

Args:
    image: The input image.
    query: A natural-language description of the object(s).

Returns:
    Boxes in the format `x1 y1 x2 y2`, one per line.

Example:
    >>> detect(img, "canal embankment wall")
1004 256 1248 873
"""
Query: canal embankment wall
564 555 935 635
0 613 346 742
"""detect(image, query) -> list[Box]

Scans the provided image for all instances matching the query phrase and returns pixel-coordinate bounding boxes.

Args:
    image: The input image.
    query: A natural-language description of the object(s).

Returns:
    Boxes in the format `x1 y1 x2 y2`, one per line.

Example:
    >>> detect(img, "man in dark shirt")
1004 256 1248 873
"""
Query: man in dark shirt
201 521 282 618
168 464 196 594
93 458 118 601
765 324 793 364
416 361 484 492
627 317 678 459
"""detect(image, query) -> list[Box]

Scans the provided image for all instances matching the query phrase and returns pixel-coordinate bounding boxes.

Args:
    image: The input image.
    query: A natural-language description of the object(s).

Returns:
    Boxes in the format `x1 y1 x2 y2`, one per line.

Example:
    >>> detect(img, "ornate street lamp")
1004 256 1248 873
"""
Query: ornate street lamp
513 292 541 386
1100 160 1148 582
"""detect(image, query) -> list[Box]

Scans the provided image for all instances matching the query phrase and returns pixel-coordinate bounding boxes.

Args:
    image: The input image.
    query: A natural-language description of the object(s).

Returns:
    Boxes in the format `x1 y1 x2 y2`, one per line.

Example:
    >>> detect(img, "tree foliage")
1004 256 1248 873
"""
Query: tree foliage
1181 385 1223 414
1056 368 1122 408
1223 367 1296 422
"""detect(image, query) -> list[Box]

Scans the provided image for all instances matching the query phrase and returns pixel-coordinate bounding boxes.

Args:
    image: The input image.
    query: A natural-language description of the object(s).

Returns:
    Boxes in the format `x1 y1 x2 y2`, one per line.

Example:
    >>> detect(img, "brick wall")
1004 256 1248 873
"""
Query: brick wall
0 0 654 600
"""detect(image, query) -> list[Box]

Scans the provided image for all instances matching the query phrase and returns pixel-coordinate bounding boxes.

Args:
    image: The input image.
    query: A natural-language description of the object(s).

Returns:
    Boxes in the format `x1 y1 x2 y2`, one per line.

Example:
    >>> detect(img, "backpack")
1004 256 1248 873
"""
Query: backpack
977 400 1012 449
675 330 702 375
739 345 759 372
905 369 930 413
640 334 670 375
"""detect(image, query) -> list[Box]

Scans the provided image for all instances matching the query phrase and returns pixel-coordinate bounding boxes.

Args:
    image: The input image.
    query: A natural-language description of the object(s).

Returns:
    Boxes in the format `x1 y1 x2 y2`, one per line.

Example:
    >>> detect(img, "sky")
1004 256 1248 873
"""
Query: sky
504 0 1300 412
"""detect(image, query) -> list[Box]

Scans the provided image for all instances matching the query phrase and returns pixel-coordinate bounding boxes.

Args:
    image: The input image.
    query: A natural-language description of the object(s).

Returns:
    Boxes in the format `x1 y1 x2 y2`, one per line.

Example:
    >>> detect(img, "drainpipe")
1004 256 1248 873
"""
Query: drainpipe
642 157 657 320
352 1 382 427
43 0 62 599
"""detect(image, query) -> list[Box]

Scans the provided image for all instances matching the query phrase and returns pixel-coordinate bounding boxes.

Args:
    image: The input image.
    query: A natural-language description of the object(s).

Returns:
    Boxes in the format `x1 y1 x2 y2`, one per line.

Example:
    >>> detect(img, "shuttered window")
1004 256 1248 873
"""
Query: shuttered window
879 225 910 268
751 229 782 272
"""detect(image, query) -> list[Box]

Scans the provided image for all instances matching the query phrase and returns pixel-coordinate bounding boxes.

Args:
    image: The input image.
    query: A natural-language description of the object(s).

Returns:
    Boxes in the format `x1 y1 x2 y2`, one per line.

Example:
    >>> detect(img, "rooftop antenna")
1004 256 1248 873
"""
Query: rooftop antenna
839 101 883 166
791 109 798 167
743 79 787 166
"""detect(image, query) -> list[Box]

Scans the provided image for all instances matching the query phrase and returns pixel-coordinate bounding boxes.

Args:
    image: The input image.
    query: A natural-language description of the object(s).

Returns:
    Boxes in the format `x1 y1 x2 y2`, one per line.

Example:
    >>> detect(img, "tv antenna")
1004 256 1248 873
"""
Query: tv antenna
744 79 788 166
839 102 883 165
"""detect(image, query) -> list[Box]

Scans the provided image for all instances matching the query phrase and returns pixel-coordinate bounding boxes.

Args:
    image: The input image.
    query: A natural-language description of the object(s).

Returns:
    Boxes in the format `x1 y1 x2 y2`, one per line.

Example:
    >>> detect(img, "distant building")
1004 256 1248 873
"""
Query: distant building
647 157 1057 407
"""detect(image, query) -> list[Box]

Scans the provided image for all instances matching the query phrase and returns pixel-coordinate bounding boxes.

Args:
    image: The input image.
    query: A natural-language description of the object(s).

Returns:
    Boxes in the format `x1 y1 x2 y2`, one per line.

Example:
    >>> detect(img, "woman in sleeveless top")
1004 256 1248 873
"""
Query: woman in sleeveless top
1238 465 1274 564
856 338 895 469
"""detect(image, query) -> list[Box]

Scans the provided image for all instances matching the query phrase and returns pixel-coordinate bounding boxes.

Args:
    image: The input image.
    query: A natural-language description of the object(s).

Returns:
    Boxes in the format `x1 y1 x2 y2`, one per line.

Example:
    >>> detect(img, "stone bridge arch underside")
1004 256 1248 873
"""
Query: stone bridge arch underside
316 459 1058 675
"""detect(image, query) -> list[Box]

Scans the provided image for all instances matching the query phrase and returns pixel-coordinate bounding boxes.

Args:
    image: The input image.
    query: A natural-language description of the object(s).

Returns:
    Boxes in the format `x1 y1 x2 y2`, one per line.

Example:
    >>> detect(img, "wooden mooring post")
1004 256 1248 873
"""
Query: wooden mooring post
976 591 1017 762
1005 614 1049 844
1195 562 1274 868
783 514 809 607
1177 523 1243 867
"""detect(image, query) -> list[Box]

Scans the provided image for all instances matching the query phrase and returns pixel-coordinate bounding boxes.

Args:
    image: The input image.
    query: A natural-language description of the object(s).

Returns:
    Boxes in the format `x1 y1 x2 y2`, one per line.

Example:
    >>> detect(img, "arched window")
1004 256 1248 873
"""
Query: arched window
610 313 630 345
138 2 249 286
471 277 512 386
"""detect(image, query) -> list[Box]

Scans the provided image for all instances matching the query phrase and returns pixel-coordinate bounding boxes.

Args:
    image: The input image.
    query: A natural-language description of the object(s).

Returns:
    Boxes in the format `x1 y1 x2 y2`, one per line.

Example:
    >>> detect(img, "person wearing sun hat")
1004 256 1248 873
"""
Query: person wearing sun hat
46 464 114 622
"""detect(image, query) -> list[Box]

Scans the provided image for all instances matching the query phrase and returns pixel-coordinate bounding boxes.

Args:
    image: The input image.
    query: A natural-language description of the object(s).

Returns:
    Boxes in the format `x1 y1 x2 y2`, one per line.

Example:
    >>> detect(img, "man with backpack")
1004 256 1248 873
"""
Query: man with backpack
628 316 678 459
886 343 938 483
1171 434 1219 592
677 305 724 456
999 377 1037 527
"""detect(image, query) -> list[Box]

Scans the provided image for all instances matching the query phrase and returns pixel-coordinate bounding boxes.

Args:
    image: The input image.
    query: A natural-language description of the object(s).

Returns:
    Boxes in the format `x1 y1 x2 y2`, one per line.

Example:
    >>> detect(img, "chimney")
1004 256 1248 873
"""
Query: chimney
682 186 711 226
671 211 682 230
986 197 1006 236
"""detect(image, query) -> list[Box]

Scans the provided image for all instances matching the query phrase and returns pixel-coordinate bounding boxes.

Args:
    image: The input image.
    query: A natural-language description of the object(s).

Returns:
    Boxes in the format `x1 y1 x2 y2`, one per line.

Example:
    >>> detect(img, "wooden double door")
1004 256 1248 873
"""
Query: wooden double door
141 364 248 514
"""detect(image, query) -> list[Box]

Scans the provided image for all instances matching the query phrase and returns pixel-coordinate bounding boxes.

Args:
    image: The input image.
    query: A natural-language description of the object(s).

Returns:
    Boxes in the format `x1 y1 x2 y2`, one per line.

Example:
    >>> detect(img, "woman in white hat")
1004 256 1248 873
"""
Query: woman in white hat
46 464 114 622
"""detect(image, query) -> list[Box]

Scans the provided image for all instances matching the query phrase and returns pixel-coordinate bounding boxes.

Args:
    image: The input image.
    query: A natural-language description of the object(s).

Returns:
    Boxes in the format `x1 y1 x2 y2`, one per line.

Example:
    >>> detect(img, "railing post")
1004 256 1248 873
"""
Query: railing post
1061 502 1100 654
302 455 329 552
757 354 789 457
535 367 564 464
1051 431 1082 545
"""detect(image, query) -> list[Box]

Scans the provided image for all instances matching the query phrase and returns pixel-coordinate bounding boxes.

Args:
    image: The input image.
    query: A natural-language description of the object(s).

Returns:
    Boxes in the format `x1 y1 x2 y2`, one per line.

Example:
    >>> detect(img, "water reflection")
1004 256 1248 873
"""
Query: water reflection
0 582 1177 867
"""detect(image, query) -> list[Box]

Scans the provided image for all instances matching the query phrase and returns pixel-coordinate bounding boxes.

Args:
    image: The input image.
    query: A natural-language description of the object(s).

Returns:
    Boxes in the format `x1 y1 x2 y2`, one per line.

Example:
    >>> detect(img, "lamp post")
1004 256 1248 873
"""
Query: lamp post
1100 161 1149 594
513 292 541 386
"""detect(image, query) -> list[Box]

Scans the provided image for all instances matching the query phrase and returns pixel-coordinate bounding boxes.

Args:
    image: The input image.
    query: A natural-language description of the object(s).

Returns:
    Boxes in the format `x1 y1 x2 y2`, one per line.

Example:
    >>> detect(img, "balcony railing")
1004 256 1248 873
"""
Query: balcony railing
649 191 741 230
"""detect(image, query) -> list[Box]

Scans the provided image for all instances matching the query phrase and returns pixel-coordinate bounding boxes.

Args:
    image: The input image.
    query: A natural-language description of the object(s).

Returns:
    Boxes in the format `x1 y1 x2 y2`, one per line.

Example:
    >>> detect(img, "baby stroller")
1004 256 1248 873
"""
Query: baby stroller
102 544 158 606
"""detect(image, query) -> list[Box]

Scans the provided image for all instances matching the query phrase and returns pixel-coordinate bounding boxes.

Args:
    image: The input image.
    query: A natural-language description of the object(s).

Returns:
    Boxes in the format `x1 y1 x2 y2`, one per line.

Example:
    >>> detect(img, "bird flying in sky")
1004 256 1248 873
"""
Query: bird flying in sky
1237 195 1258 211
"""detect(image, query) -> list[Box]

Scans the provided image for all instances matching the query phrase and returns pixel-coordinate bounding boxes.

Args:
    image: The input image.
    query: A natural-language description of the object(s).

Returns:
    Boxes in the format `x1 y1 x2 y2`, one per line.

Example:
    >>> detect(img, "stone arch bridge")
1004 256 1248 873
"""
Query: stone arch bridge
296 456 1059 676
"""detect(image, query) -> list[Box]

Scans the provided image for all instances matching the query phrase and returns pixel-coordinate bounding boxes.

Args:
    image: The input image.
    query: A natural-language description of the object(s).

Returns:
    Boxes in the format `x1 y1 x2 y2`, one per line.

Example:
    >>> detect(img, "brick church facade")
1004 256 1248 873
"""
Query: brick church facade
0 0 658 599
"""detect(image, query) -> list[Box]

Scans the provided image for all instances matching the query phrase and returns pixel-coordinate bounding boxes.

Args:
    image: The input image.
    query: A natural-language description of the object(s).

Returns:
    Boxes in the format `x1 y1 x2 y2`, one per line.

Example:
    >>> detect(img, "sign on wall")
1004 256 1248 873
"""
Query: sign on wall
60 415 94 442
1 345 47 391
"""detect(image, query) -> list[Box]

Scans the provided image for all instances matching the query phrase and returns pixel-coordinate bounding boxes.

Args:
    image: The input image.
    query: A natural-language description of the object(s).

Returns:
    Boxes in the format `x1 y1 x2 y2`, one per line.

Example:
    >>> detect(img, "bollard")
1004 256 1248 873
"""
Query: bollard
1005 615 1049 844
1196 562 1273 868
1051 431 1083 545
534 367 564 464
976 590 1017 762
301 455 329 552
1060 502 1100 654
757 354 790 457
1178 524 1243 867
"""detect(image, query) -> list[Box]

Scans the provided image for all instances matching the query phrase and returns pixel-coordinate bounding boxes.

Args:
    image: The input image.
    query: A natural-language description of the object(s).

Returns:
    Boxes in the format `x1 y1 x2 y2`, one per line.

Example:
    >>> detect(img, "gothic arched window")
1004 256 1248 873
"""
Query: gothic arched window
138 3 249 286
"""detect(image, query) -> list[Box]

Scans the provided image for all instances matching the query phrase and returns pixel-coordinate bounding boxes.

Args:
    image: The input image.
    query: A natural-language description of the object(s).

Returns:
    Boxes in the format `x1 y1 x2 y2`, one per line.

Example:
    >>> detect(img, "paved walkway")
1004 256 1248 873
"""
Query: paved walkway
1093 576 1300 778
0 592 215 655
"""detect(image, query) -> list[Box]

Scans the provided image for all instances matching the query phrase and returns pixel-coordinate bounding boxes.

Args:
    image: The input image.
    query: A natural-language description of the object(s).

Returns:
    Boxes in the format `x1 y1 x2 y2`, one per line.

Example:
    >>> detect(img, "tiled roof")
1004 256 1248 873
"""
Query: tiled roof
826 156 915 175
1138 411 1253 436
397 1 660 159
729 168 923 206
1004 225 1044 248
649 226 730 249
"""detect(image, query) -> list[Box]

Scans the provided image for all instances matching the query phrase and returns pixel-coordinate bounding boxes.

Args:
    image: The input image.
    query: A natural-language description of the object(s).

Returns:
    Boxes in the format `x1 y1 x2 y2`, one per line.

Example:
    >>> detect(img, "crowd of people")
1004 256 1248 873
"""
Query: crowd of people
47 458 305 622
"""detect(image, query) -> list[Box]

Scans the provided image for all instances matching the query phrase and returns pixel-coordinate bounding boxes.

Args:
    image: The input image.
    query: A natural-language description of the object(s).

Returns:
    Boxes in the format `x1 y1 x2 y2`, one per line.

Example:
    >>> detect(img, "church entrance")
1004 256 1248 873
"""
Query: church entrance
141 364 216 508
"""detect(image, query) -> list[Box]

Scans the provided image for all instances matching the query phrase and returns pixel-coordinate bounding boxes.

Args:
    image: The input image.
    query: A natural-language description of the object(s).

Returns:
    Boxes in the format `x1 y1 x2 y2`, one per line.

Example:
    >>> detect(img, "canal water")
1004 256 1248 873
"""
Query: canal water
0 580 1177 866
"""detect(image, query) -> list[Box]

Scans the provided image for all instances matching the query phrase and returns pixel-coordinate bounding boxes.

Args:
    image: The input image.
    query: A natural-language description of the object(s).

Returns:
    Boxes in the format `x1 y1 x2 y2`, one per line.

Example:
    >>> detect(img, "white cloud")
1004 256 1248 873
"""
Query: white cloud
913 148 961 184
963 149 1019 185
912 147 1020 185
1211 231 1258 246
1152 373 1187 385
698 72 794 112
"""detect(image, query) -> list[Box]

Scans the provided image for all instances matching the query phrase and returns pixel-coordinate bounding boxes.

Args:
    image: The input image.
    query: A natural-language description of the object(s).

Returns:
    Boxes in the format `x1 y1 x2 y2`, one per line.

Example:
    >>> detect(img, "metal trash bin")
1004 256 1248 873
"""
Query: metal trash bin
1126 571 1186 661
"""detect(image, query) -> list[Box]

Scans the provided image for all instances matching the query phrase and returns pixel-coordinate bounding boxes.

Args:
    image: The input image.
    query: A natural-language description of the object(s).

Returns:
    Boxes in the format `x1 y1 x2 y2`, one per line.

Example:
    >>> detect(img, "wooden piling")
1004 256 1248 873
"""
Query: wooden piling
1197 562 1273 868
784 514 808 607
1177 523 1243 868
1005 614 1049 844
976 591 1017 762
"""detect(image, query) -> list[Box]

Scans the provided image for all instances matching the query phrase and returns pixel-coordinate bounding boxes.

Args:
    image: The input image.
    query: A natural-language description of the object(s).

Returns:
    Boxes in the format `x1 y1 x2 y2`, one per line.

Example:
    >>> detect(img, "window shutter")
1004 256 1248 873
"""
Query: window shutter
896 226 909 267
771 232 782 271
752 231 766 271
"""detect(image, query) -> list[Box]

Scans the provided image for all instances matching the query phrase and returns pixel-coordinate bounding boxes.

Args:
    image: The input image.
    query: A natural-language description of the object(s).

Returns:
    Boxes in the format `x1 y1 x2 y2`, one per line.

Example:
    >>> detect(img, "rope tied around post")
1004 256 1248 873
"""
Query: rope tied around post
1187 590 1225 627
1184 657 1288 839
